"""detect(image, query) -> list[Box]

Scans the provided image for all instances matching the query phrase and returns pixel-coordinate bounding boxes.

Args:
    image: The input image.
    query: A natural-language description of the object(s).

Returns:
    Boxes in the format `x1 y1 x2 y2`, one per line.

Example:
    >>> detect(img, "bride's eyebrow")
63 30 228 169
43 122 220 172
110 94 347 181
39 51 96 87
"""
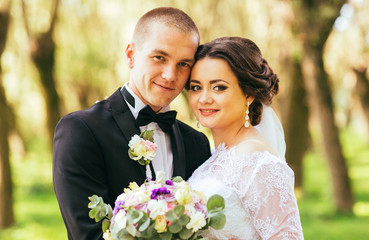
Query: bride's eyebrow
209 79 230 85
189 79 201 84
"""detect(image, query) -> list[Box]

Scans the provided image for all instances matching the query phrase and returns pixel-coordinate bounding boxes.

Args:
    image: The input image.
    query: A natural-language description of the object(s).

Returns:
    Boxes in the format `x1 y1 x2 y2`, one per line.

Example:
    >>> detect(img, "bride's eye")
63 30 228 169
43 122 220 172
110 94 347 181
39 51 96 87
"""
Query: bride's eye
190 85 201 92
213 85 228 91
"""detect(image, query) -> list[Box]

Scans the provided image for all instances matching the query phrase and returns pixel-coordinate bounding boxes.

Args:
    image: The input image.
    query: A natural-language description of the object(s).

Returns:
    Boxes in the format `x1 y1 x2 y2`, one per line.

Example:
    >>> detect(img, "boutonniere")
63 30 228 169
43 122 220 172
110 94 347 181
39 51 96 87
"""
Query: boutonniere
128 130 157 179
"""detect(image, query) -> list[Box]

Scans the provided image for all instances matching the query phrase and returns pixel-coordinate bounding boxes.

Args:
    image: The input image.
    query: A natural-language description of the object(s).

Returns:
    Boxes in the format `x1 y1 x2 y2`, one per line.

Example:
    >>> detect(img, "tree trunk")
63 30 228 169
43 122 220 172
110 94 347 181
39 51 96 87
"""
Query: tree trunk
31 33 61 144
284 58 310 190
23 0 61 144
353 67 369 128
294 0 354 212
0 0 15 229
302 50 354 212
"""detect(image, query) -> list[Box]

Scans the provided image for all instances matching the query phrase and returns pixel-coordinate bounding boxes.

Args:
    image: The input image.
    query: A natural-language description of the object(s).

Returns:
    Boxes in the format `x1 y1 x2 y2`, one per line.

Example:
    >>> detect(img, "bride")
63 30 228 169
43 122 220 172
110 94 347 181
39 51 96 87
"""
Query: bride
187 37 304 239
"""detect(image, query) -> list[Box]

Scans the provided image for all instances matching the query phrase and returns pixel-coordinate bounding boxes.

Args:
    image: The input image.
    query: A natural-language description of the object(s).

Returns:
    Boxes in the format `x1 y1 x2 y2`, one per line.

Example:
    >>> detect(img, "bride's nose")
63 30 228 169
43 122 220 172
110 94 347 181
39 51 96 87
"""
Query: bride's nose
199 90 213 104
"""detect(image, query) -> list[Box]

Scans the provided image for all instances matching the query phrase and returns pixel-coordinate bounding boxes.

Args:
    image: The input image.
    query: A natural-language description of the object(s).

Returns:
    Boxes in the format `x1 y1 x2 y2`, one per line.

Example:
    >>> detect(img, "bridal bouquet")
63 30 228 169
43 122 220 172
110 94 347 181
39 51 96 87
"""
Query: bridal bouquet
88 172 225 240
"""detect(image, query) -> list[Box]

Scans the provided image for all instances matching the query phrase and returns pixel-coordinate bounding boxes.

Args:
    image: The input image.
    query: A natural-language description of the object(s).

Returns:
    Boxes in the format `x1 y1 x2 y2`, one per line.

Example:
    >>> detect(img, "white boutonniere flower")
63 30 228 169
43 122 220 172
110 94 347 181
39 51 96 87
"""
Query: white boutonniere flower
128 130 157 179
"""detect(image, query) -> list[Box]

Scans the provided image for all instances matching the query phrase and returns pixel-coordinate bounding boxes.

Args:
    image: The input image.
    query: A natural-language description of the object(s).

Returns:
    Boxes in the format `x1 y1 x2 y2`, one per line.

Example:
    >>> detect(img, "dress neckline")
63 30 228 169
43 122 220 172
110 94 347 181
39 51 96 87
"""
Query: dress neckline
212 142 283 163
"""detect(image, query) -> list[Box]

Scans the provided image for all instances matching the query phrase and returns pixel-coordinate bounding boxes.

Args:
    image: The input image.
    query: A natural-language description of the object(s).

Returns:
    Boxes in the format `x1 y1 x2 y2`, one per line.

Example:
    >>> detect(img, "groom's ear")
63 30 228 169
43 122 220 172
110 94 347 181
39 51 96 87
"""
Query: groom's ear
125 43 135 69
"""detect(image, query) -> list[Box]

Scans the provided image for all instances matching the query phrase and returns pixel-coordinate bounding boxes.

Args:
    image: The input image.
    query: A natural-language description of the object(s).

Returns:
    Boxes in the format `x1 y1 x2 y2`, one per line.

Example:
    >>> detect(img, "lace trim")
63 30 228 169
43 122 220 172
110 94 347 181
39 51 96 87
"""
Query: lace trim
189 143 304 239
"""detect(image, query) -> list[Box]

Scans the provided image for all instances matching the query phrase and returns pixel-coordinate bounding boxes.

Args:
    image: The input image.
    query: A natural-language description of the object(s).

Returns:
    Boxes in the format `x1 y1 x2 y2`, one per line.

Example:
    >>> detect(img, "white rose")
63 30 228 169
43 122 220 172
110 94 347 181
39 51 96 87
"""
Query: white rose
128 135 141 149
184 203 196 215
147 200 168 219
175 188 192 205
102 230 114 240
135 190 151 203
156 171 166 183
186 211 206 232
116 193 127 202
110 210 127 238
143 149 156 160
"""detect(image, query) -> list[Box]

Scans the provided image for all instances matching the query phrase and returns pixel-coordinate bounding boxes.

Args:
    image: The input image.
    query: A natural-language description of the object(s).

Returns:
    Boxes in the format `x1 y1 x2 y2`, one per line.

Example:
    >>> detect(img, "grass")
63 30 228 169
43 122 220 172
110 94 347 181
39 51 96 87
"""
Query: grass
0 129 369 239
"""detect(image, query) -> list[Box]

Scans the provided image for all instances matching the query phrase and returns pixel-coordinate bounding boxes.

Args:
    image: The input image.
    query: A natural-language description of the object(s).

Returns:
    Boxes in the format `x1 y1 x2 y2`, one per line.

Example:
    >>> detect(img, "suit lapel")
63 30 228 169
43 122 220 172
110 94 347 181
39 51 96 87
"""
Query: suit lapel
170 121 186 178
107 88 147 179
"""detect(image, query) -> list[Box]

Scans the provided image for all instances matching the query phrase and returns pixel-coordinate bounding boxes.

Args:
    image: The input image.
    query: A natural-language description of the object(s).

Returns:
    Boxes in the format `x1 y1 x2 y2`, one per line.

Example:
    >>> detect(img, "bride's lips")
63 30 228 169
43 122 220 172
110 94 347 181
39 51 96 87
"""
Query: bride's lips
199 108 219 116
154 82 175 91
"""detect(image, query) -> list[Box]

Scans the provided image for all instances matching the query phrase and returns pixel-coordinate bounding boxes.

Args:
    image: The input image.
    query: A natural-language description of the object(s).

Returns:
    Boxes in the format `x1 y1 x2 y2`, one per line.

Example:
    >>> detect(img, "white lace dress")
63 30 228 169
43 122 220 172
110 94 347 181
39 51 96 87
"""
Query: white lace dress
188 144 304 240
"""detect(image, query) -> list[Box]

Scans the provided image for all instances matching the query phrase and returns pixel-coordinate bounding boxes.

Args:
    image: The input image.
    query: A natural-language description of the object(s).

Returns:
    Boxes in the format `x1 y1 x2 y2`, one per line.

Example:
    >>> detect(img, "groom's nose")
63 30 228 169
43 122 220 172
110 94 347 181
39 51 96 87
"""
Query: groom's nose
161 64 177 82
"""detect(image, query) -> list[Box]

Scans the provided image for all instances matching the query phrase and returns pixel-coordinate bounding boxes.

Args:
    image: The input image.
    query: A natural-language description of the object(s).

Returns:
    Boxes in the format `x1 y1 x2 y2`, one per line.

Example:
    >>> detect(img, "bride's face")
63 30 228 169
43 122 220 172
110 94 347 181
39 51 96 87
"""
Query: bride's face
189 57 248 130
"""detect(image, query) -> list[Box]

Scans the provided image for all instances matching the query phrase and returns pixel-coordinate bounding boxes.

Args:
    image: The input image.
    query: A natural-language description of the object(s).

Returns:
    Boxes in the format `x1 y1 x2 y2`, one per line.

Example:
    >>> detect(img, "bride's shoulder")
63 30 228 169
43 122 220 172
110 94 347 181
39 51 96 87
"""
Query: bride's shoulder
234 135 278 158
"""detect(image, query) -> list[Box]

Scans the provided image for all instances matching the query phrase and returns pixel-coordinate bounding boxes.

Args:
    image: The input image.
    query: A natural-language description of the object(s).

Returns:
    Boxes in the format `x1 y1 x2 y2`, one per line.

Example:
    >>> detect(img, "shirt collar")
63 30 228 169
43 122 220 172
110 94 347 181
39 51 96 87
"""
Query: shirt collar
122 83 170 119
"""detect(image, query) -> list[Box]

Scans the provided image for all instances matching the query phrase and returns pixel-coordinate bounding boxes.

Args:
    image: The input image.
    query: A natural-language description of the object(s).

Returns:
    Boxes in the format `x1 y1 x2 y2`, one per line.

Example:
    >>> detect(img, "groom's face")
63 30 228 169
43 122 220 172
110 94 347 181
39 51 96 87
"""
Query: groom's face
126 23 198 112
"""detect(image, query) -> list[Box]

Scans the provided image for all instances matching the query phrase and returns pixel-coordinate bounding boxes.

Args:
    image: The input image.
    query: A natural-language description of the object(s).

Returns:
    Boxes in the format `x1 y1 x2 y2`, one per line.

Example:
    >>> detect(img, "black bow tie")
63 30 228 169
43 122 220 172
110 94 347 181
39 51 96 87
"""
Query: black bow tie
136 105 177 132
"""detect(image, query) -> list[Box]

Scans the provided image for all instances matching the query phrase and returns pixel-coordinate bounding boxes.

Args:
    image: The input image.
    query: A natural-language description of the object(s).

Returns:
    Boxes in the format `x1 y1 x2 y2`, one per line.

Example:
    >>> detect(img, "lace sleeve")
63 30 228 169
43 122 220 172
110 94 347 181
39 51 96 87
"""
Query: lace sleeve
242 159 304 240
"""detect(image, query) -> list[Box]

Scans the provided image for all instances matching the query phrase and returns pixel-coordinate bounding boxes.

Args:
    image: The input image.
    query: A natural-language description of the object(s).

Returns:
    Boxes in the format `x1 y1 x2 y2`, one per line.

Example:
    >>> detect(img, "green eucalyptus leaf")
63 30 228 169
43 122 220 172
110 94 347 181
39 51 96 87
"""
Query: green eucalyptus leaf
140 130 154 142
102 219 111 233
178 227 193 239
117 229 135 240
126 223 138 237
88 207 98 219
138 158 146 166
207 194 225 212
177 214 190 226
140 222 156 238
172 176 184 183
128 150 136 159
95 207 108 222
138 215 151 232
127 208 144 224
173 205 185 216
107 204 113 219
159 231 173 240
165 210 177 222
208 212 226 230
88 195 102 208
168 222 182 234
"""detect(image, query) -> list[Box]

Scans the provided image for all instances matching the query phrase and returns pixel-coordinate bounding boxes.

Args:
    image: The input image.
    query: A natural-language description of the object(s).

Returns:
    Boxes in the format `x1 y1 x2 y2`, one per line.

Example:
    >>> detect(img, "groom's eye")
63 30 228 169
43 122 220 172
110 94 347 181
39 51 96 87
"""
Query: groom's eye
153 56 165 61
178 62 191 68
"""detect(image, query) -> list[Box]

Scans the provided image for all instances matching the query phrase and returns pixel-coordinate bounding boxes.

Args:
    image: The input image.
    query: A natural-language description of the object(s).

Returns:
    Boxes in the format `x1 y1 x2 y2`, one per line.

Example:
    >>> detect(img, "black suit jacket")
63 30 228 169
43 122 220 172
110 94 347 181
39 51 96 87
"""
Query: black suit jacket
52 88 211 240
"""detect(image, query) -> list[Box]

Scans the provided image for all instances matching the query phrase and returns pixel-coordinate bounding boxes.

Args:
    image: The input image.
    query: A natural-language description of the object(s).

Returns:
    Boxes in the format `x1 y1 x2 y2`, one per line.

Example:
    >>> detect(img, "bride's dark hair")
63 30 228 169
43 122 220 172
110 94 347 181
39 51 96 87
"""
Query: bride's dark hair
187 37 279 126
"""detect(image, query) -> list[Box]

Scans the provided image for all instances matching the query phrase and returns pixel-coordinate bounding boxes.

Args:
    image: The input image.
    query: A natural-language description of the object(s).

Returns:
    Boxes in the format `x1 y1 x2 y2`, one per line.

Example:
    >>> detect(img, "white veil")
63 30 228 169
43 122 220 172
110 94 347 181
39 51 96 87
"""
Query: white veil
254 104 286 161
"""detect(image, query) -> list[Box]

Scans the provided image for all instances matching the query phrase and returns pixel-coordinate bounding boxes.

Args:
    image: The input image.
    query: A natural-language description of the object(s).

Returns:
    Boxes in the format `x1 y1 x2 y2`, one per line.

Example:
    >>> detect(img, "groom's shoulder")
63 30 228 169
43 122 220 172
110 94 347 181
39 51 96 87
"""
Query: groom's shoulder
56 99 112 132
59 88 121 123
62 100 107 122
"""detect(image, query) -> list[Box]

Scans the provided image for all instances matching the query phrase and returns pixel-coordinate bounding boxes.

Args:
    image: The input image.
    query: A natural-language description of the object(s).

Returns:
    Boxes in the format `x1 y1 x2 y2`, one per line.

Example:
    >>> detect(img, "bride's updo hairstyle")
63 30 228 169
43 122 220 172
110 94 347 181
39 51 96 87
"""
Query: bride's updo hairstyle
189 37 279 126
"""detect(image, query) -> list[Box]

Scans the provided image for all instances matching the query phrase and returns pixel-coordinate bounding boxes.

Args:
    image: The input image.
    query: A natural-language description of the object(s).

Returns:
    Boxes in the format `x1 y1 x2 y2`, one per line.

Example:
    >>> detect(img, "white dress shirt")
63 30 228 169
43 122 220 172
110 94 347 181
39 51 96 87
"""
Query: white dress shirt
122 83 174 179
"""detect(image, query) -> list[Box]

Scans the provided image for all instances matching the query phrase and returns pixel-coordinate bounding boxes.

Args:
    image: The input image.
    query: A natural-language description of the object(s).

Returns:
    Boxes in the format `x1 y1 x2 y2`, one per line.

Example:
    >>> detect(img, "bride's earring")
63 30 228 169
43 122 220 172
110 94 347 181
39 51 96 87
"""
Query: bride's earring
197 121 200 129
244 101 250 128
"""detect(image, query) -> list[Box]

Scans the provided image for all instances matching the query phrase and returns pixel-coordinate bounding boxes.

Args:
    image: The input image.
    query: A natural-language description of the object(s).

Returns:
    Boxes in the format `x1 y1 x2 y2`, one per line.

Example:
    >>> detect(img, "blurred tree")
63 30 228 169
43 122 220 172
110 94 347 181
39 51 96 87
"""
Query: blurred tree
294 0 354 212
0 0 15 229
284 57 310 190
353 67 369 131
22 0 61 145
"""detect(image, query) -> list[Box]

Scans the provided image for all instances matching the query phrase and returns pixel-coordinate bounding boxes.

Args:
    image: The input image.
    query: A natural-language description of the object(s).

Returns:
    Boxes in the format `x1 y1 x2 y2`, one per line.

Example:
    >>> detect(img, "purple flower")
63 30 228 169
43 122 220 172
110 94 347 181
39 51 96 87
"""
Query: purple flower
194 202 208 217
151 187 171 199
165 180 174 185
113 201 125 216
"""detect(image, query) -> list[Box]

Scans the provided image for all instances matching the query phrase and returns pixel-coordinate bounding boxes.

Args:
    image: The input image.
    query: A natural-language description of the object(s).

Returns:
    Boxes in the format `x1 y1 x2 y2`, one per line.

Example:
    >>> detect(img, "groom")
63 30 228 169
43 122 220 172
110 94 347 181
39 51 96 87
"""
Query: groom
53 7 211 240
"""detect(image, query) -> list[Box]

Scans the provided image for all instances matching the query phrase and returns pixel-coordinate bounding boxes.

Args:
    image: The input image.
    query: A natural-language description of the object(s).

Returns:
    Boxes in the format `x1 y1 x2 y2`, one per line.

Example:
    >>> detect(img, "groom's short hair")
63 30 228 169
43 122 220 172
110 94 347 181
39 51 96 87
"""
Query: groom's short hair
132 7 200 48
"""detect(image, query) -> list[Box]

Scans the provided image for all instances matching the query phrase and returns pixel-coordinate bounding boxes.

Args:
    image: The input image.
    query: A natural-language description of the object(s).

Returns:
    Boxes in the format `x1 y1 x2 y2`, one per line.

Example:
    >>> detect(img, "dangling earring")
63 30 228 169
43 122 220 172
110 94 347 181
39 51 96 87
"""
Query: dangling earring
244 101 250 128
197 121 200 129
